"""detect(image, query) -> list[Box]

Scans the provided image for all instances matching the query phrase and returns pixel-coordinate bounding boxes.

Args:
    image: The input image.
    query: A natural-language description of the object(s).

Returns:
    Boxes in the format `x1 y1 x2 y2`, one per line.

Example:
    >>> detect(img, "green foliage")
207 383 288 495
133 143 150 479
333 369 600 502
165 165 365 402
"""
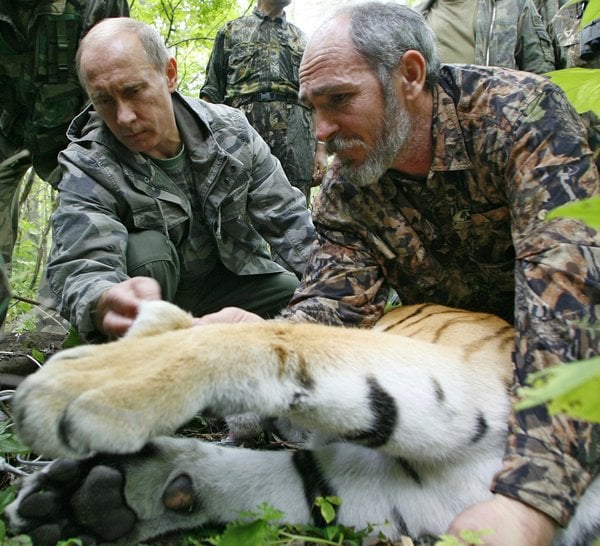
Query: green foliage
6 174 55 332
435 528 493 545
547 195 600 229
516 356 600 422
197 500 372 546
0 487 17 515
130 0 251 96
0 421 29 456
547 67 600 115
580 0 600 26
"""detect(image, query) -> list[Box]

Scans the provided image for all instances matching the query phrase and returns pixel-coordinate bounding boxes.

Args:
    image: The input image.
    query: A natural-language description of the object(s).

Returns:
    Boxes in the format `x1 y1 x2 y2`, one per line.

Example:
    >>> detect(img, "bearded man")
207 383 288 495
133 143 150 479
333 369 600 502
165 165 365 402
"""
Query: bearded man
283 2 600 546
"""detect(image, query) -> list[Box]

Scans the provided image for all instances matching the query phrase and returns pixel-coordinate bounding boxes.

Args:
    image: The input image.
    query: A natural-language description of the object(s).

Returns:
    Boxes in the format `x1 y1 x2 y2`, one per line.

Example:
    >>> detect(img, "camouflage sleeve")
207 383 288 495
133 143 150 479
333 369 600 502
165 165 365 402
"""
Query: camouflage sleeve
200 29 227 103
516 0 557 72
48 147 130 339
242 121 316 279
283 170 388 326
490 82 600 526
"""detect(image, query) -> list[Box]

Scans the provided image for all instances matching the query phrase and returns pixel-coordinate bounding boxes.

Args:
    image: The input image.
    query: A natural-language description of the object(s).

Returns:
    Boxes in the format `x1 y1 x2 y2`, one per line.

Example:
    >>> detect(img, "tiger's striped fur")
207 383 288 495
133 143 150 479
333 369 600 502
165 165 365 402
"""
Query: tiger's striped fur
6 301 600 545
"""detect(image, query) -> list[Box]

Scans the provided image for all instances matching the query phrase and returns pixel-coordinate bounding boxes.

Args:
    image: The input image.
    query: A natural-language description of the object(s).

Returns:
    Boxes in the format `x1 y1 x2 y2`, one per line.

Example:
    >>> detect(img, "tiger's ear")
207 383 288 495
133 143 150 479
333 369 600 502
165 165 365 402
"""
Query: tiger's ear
125 301 194 338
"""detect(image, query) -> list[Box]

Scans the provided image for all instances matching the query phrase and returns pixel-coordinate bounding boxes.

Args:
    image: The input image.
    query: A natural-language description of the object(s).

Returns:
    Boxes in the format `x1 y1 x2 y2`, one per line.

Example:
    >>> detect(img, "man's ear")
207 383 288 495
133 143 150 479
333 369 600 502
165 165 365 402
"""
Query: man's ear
394 50 427 101
166 57 178 92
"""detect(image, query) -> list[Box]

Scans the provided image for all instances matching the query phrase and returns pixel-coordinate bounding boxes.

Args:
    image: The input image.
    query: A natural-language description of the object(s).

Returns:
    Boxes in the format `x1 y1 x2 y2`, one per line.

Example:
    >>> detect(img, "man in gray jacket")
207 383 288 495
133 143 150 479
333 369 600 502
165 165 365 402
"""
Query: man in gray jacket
47 17 315 342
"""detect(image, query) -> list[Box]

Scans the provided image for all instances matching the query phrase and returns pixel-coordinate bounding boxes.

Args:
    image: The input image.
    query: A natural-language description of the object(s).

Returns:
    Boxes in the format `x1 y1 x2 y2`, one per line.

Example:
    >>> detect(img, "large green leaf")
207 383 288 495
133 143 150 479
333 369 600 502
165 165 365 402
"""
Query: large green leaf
516 357 600 422
547 195 600 228
546 67 600 114
581 0 600 27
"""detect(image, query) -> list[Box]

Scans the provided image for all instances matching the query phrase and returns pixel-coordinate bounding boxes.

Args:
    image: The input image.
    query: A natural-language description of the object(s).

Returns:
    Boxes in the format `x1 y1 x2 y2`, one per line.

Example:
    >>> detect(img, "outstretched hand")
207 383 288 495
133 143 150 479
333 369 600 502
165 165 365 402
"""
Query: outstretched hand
95 277 162 338
447 494 557 545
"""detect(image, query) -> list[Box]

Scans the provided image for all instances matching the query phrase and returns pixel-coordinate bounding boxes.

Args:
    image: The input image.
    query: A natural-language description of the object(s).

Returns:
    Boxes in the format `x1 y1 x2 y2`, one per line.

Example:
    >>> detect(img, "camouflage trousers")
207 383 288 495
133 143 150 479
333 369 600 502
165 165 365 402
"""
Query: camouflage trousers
239 101 316 201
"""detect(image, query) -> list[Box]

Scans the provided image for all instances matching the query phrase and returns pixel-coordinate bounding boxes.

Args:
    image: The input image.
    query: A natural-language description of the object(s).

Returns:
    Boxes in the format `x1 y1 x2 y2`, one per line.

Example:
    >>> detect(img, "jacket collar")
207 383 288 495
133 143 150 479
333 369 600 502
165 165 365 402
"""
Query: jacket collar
429 82 473 172
253 6 286 23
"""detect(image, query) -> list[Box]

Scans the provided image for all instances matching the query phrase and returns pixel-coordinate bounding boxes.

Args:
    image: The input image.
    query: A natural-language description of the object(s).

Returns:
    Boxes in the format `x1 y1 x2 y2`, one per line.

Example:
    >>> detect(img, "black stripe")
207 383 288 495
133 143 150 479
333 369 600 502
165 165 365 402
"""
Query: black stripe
291 450 336 527
392 507 410 536
470 411 488 443
345 376 397 447
432 377 445 404
396 456 422 485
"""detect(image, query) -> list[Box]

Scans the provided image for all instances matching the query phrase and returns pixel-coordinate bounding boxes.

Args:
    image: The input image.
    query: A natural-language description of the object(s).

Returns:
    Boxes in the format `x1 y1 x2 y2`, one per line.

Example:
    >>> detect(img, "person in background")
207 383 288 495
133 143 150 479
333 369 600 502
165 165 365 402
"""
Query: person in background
46 17 315 342
200 0 327 200
551 0 600 68
0 0 130 275
418 0 557 72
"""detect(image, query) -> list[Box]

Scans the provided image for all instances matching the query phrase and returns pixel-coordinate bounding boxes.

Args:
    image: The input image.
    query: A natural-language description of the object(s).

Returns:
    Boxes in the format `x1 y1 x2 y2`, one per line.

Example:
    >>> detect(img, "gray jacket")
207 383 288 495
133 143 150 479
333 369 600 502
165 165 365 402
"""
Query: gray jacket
48 92 315 335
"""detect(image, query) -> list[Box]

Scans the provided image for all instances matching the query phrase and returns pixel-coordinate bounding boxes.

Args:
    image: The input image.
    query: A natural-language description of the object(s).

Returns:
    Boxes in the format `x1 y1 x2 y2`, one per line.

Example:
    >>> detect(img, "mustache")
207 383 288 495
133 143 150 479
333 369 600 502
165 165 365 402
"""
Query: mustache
326 136 367 156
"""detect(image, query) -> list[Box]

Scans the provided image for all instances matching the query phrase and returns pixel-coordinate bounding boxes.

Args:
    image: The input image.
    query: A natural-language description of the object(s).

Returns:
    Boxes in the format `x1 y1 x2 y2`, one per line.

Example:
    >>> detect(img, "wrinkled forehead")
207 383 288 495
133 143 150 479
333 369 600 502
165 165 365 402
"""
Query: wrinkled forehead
299 27 375 105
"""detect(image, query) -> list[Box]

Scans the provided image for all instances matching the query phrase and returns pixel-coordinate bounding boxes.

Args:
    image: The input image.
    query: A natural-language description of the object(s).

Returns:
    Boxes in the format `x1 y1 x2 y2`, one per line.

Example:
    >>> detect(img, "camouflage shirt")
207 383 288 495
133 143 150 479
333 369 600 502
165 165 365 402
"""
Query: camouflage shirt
0 0 129 181
285 65 600 526
49 93 315 338
200 7 305 105
419 0 556 72
199 8 315 197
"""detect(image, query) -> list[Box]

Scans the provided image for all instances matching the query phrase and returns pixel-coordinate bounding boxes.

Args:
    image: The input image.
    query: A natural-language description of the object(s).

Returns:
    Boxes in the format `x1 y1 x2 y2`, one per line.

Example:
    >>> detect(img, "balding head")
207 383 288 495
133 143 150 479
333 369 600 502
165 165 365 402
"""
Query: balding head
77 17 171 92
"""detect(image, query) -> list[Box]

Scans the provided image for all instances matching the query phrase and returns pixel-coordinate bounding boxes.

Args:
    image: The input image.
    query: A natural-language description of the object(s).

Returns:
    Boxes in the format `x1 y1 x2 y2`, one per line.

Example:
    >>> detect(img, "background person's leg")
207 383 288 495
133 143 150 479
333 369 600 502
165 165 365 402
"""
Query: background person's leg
0 143 32 274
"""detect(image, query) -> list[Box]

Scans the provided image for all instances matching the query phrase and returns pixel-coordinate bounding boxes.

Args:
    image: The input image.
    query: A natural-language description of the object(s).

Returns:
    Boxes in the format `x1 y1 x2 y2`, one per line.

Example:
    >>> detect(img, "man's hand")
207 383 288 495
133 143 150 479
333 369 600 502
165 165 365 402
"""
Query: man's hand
192 306 264 326
95 277 162 338
447 494 557 545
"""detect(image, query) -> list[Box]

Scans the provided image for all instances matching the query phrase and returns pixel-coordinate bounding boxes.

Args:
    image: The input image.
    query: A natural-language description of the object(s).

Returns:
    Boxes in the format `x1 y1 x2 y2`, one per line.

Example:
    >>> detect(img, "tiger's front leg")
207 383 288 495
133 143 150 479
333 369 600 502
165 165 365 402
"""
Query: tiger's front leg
7 434 493 545
12 301 510 465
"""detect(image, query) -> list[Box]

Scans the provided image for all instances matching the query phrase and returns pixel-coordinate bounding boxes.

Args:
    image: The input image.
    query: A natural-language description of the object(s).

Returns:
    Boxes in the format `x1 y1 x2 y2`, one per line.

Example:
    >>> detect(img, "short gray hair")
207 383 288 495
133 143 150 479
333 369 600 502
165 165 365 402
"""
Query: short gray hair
76 17 171 87
342 2 440 90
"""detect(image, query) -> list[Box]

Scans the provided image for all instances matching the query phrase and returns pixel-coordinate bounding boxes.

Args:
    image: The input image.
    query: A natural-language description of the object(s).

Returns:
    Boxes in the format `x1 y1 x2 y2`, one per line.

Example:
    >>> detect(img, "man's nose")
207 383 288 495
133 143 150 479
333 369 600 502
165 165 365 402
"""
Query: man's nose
116 100 136 125
314 111 338 143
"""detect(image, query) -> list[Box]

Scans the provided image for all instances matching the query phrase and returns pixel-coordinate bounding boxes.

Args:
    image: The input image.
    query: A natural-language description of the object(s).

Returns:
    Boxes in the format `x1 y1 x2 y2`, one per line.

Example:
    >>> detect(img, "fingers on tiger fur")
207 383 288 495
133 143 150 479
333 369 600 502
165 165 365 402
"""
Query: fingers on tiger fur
125 300 194 338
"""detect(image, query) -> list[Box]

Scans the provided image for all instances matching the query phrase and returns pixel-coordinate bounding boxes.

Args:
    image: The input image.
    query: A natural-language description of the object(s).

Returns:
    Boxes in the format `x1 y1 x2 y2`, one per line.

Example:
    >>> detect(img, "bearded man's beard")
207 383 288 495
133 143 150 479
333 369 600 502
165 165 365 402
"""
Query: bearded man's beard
327 86 412 187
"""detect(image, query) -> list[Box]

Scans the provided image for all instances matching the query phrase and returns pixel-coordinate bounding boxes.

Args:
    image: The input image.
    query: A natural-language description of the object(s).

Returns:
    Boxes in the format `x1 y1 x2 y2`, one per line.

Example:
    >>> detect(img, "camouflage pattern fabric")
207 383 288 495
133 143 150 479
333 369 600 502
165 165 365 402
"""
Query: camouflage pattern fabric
0 0 130 268
285 64 600 526
552 0 600 68
48 93 315 339
419 0 556 72
240 101 314 198
200 7 316 199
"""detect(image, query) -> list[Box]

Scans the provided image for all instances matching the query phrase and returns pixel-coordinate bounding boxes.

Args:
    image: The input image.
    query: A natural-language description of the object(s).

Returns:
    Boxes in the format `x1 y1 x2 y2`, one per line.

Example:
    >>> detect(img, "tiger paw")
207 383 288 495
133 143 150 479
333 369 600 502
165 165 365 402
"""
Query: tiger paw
6 439 201 545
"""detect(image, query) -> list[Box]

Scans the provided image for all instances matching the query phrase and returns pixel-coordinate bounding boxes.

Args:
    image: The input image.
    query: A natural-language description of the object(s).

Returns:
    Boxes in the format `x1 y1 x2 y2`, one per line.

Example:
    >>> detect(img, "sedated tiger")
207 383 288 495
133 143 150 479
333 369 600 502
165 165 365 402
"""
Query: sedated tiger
6 300 600 545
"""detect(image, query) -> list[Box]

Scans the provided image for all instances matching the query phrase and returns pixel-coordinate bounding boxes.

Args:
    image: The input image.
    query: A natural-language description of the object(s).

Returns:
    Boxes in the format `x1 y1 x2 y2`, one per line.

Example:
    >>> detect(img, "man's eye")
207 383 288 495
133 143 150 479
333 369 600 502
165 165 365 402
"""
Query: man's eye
94 98 111 107
125 87 142 98
330 94 348 105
